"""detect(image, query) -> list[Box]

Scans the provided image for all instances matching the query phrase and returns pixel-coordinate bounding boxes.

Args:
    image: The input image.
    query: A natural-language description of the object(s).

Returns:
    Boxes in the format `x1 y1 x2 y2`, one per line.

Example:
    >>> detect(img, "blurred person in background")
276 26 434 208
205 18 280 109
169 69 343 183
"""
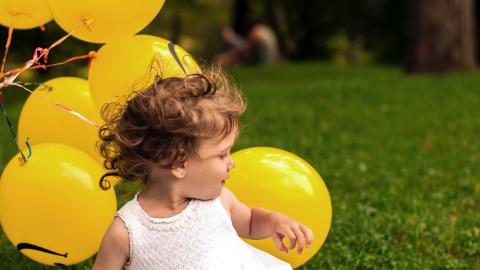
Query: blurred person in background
214 0 279 67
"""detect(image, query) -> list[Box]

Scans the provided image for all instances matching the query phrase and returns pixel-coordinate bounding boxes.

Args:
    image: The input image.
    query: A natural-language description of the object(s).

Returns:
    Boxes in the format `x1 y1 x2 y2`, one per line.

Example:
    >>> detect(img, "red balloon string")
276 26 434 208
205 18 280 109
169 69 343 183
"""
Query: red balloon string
0 21 100 127
10 82 101 128
0 19 101 163
0 24 13 74
0 12 49 75
0 18 85 83
30 51 96 71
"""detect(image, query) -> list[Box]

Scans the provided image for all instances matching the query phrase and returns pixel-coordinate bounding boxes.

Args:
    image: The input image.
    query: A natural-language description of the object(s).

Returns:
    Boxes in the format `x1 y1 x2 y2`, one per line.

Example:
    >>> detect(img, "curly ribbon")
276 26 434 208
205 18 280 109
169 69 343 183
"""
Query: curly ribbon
1 25 13 74
0 90 32 163
0 18 98 163
1 12 48 75
0 22 99 125
10 82 101 128
0 17 94 82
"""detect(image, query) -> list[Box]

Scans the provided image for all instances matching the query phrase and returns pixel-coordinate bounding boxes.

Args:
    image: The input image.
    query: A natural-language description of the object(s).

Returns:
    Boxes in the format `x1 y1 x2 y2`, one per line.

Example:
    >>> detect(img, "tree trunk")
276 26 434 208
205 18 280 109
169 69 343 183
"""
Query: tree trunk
407 0 476 73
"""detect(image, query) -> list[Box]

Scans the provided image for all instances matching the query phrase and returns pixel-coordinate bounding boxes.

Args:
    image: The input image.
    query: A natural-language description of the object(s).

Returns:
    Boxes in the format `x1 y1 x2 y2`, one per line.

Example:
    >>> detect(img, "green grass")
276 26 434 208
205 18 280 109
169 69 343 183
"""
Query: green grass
1 62 479 269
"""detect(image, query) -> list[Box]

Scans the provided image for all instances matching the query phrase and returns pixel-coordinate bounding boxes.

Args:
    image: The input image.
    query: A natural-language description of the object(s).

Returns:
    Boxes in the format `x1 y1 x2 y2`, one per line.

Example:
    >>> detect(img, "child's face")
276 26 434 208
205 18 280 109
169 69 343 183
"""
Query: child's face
180 130 237 200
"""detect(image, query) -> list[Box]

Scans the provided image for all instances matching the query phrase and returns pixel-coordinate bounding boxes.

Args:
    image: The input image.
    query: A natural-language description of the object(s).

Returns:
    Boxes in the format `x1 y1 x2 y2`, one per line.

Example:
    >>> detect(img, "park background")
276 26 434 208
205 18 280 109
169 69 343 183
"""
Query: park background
0 0 479 269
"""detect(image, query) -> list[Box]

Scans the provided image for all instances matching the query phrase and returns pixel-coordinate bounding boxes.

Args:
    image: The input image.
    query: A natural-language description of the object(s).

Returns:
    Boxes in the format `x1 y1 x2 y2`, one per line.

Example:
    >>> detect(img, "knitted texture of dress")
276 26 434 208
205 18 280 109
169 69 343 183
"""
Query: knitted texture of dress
116 192 292 270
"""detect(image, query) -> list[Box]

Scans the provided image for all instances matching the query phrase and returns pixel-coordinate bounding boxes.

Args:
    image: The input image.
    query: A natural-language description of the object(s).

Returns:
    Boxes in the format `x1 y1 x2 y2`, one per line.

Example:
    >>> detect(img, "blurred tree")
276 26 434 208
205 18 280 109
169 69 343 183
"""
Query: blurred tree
9 0 473 69
252 0 407 63
407 0 476 72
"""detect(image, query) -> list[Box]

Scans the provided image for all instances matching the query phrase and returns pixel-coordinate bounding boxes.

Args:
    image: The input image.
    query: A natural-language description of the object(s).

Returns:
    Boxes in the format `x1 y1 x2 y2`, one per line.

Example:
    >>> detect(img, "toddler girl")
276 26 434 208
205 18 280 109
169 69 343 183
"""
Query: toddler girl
92 68 313 270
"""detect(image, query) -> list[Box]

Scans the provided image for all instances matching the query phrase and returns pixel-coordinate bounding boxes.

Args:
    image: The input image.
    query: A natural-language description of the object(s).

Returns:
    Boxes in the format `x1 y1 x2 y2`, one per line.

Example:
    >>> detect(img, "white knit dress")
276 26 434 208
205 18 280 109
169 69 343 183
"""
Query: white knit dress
116 192 292 270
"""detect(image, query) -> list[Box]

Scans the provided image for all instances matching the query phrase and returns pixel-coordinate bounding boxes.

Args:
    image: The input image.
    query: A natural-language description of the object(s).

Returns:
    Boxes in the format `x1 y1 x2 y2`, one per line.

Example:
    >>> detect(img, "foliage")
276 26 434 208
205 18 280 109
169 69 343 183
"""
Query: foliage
250 0 407 63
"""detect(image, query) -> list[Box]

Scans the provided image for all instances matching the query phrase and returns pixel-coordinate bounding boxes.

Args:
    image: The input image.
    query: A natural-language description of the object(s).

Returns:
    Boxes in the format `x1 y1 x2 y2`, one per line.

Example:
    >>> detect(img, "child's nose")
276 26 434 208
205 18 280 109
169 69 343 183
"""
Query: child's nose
228 158 235 170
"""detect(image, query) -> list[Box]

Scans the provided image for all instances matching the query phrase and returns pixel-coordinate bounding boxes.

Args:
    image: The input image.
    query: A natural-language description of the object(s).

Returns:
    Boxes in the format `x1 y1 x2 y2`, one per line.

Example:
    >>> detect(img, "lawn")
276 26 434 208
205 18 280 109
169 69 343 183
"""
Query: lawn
0 62 479 269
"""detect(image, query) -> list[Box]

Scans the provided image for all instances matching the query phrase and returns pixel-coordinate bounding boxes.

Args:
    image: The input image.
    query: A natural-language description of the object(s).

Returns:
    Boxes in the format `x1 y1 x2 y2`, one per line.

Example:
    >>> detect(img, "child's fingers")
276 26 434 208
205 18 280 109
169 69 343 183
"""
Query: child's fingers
291 225 305 254
299 224 314 248
279 227 297 251
271 233 288 253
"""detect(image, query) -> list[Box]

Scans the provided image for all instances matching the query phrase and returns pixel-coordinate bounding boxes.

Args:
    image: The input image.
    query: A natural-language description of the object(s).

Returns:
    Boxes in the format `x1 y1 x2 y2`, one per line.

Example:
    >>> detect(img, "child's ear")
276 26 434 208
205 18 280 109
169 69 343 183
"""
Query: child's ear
171 162 188 179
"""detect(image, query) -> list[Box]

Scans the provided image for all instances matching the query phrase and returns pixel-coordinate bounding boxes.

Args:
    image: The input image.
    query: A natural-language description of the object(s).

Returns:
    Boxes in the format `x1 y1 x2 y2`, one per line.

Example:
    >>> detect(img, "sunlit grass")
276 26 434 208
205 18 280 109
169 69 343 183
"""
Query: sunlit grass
0 62 479 269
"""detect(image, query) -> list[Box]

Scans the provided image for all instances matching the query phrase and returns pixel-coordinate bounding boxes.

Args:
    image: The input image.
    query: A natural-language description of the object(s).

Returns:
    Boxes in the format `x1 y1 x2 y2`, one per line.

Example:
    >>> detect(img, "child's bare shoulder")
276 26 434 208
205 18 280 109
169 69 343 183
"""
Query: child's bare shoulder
219 187 245 217
92 217 130 269
106 217 130 250
100 218 129 257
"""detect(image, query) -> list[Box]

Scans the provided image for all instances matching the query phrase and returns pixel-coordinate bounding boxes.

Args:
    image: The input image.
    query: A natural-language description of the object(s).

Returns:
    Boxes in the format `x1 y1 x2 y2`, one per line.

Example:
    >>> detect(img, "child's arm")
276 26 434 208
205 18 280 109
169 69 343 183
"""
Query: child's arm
220 187 313 254
92 217 129 270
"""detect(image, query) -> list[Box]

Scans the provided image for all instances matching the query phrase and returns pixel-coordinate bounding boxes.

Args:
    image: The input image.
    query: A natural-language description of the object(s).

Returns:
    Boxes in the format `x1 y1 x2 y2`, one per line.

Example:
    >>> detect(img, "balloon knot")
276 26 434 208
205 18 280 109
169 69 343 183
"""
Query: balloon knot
81 17 94 31
18 156 27 166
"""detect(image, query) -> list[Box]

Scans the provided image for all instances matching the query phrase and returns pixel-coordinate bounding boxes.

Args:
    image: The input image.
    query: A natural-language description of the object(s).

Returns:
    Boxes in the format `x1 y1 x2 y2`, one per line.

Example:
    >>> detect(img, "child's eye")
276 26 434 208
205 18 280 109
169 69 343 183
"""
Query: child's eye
219 153 229 159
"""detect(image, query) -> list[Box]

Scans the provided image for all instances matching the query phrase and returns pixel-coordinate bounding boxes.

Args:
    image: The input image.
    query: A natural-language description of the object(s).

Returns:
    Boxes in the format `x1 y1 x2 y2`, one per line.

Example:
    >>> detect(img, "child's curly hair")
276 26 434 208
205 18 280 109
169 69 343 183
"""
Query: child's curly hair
97 68 246 190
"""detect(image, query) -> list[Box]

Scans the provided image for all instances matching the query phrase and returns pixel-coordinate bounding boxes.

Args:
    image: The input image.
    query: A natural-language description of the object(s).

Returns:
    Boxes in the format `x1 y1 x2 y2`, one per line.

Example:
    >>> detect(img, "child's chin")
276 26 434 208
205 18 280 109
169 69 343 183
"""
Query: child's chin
195 191 222 201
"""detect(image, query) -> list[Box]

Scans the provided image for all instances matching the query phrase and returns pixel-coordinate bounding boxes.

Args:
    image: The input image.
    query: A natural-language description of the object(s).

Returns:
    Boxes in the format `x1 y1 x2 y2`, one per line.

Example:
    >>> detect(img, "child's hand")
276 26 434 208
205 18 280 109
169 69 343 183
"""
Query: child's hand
268 212 314 254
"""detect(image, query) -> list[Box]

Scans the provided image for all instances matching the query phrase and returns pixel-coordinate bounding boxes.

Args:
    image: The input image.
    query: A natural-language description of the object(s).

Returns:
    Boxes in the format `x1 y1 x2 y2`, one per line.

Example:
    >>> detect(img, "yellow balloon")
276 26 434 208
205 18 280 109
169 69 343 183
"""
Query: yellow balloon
226 147 332 269
88 35 201 111
0 143 117 266
47 0 165 43
0 0 52 29
17 77 103 163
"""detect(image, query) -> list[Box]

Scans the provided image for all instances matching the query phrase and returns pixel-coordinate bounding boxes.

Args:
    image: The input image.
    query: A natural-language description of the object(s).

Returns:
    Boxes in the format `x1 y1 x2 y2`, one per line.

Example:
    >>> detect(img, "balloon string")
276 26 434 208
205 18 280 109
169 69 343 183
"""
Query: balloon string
0 13 48 75
1 24 13 74
0 17 91 83
30 51 96 70
9 82 101 128
0 91 32 163
0 19 99 132
0 52 94 79
15 81 44 87
0 17 96 164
